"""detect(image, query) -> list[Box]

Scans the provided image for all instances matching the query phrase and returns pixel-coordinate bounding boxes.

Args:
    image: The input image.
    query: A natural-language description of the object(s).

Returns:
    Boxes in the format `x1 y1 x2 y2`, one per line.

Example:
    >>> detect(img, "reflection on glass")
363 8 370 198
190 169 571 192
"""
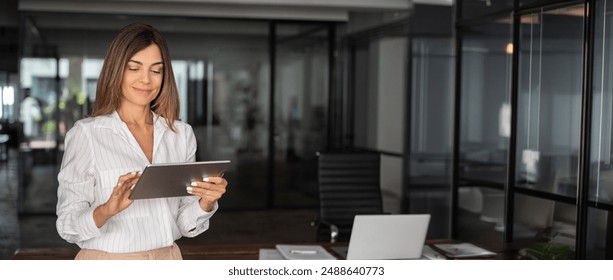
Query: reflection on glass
585 207 611 259
274 23 329 208
459 18 512 183
457 16 512 252
172 21 271 210
409 37 454 238
514 194 576 259
515 6 584 198
589 1 613 260
591 0 613 206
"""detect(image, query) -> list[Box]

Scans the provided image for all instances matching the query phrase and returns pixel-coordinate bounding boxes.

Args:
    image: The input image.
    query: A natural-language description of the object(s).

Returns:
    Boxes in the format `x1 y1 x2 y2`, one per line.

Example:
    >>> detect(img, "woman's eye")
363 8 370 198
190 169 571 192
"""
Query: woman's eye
151 70 161 74
128 68 139 71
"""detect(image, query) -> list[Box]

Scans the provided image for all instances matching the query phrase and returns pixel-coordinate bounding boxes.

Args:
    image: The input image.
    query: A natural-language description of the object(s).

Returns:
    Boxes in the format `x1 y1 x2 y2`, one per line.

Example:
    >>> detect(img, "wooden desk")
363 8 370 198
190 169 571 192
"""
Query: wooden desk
12 240 509 260
11 243 345 260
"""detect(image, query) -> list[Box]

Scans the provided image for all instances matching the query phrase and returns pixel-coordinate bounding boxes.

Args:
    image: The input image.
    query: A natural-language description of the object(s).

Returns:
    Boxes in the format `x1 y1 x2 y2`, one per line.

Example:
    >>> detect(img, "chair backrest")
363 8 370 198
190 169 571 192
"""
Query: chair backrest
317 151 383 242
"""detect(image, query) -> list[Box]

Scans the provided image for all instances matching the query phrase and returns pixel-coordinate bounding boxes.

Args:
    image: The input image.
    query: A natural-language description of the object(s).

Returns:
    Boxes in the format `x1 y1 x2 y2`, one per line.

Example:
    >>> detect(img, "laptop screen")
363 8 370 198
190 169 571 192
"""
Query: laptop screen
345 214 431 260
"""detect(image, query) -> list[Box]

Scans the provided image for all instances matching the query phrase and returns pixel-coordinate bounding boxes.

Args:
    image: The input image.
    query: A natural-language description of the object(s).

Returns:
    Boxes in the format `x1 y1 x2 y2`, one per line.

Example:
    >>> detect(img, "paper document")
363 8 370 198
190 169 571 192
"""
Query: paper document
275 244 337 260
258 249 285 260
433 243 497 258
421 245 446 260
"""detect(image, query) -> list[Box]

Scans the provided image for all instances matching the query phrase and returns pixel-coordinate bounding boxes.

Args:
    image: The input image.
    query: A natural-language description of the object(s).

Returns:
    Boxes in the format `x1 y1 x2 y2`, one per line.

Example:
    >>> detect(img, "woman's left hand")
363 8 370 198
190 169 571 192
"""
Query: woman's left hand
187 177 228 212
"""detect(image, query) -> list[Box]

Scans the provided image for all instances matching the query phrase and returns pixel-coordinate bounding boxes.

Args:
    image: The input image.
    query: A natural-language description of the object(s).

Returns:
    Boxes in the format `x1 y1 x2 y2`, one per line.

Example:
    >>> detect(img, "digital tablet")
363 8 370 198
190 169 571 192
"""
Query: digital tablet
129 160 230 200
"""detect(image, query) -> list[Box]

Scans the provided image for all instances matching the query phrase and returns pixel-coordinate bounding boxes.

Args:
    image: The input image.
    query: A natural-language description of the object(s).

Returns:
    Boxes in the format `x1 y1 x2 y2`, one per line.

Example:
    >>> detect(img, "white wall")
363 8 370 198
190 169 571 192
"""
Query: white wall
375 37 408 214
376 38 407 154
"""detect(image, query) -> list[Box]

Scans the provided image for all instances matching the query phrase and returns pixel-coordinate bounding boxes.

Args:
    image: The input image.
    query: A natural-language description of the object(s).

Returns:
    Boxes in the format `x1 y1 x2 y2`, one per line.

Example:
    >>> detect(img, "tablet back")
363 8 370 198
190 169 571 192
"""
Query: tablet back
129 160 230 199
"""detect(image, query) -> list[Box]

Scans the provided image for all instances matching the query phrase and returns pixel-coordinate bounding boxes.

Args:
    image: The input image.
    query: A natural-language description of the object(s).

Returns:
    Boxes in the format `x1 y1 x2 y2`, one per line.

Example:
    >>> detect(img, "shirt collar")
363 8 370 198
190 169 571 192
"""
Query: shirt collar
107 110 168 129
107 110 170 164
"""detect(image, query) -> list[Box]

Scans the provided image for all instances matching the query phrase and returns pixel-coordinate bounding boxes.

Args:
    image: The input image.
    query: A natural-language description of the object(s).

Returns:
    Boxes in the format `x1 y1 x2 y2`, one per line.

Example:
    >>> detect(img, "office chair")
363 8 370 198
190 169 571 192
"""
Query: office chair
313 151 384 243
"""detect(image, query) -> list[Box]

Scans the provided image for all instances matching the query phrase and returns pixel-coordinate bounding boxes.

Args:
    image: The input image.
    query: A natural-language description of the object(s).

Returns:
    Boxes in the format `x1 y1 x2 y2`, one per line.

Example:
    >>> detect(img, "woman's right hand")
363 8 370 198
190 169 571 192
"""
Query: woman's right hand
93 172 141 228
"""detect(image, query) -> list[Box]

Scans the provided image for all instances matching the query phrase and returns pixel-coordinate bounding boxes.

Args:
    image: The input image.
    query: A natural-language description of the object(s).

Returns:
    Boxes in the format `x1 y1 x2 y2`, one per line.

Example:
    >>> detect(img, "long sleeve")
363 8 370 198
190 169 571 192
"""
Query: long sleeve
56 122 101 243
176 124 217 237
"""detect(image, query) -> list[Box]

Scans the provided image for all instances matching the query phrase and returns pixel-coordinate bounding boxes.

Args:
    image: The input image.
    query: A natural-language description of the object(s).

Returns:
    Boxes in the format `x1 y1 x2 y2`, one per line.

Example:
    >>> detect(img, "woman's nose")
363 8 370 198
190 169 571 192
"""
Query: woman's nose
140 71 151 84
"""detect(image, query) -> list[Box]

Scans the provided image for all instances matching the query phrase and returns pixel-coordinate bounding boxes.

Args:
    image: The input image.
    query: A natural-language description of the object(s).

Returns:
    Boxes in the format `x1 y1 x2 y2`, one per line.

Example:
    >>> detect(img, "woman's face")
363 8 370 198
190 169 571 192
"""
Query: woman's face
121 43 163 108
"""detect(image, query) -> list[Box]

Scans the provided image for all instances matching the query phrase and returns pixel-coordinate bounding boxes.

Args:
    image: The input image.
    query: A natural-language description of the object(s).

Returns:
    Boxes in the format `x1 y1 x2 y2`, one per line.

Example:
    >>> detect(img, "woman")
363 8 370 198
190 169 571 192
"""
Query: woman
56 23 227 260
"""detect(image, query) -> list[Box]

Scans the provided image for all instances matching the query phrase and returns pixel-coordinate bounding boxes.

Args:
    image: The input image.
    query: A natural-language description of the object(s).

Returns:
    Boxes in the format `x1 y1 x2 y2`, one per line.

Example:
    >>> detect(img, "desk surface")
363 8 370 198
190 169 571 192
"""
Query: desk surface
11 243 342 260
12 240 512 260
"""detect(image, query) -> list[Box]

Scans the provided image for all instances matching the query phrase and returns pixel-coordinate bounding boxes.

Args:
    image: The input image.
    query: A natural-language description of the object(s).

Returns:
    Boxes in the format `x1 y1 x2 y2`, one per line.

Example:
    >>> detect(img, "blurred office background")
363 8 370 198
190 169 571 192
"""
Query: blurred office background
1 0 612 260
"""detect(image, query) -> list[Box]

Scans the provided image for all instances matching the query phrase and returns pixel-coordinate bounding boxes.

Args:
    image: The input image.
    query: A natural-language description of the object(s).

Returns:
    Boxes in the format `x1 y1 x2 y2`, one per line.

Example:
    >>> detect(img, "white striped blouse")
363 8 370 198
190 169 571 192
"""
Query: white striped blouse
56 111 217 253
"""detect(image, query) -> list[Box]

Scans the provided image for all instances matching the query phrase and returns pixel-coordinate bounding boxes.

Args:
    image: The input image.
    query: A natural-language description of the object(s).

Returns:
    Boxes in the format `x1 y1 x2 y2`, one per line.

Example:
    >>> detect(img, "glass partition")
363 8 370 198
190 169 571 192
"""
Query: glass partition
459 18 512 184
457 16 512 250
585 208 610 259
513 193 576 258
455 0 613 259
591 0 613 208
409 37 454 238
513 5 583 254
178 20 271 210
274 23 330 208
589 0 613 259
515 6 584 199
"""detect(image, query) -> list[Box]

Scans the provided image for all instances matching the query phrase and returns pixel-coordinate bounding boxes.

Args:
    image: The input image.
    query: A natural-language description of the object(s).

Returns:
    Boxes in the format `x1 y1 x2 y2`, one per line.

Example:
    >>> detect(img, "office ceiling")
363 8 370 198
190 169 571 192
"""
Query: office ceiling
19 0 414 22
16 0 417 58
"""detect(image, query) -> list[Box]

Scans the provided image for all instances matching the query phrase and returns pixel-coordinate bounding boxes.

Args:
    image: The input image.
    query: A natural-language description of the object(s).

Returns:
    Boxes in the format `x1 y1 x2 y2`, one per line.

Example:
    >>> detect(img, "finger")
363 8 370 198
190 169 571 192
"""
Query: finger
190 181 226 193
193 178 227 188
188 187 225 199
119 171 140 180
114 180 135 195
117 174 141 187
111 185 129 199
202 176 225 184
116 171 142 185
117 174 139 187
122 185 135 200
186 186 222 199
112 182 131 196
187 182 213 193
123 176 141 187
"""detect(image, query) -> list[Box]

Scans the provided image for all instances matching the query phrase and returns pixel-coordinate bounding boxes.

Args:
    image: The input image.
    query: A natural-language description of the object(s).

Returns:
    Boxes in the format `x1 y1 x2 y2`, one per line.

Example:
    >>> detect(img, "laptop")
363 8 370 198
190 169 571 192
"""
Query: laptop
337 214 431 260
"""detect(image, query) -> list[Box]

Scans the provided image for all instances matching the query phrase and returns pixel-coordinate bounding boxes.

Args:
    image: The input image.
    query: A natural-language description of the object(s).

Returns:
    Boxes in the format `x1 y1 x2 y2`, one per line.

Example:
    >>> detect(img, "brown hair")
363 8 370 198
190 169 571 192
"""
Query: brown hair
91 23 179 131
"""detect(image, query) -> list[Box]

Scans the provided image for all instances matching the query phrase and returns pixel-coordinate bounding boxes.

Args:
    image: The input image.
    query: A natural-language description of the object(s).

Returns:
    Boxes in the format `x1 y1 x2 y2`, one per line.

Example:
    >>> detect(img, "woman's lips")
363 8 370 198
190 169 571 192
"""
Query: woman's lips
133 87 151 94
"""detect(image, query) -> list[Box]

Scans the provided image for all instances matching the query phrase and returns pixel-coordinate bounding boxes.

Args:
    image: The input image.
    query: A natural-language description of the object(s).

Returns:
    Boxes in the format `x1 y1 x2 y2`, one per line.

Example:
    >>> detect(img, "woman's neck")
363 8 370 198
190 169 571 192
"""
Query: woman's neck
117 105 153 127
